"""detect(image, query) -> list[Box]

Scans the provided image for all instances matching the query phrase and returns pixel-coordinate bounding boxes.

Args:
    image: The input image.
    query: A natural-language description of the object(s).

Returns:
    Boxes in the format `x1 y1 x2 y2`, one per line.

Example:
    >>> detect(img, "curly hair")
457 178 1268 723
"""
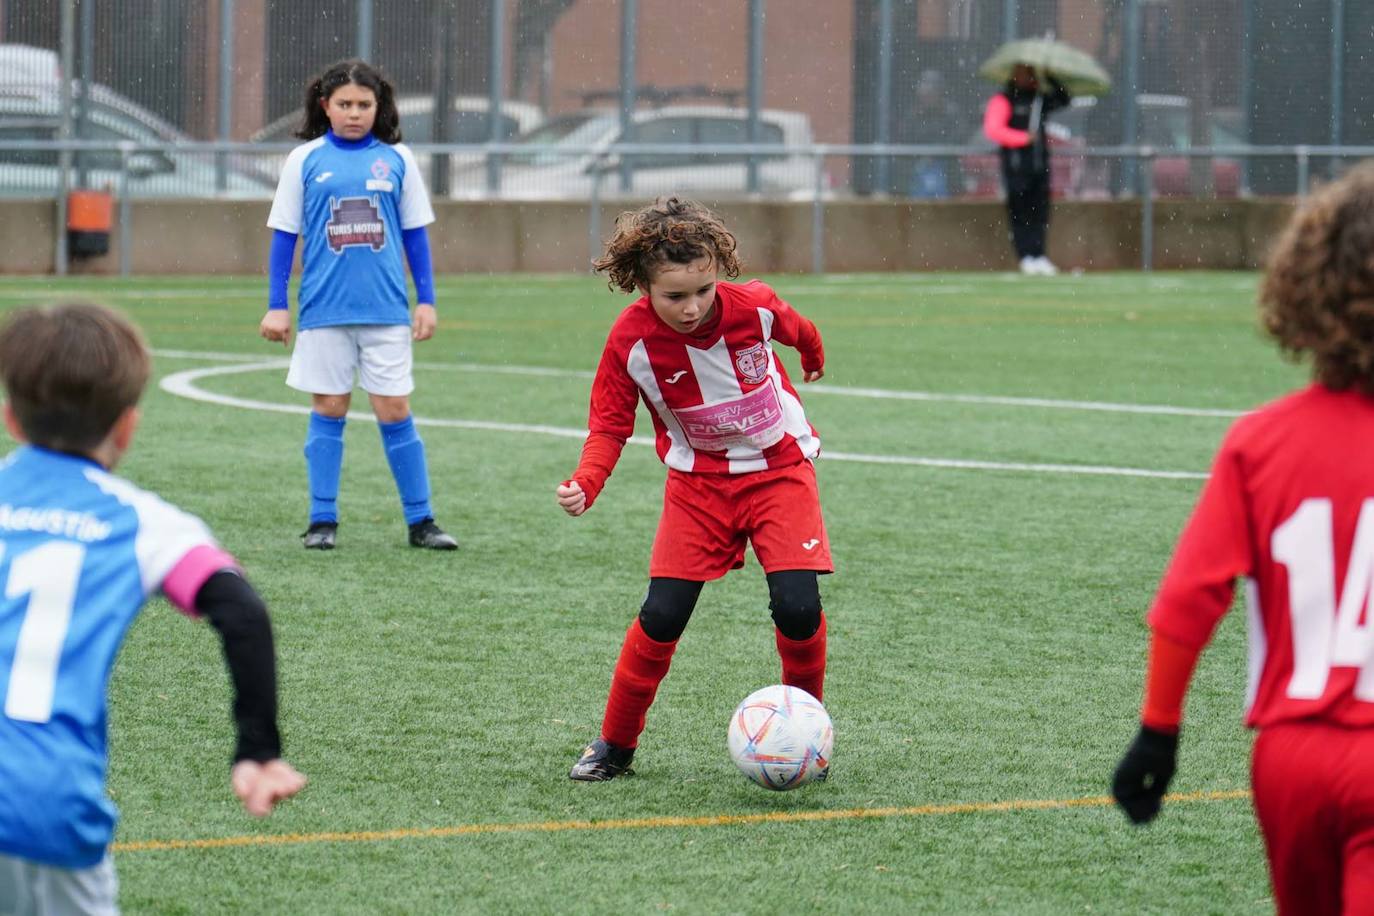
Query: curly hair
1260 162 1374 396
592 197 742 293
296 59 402 144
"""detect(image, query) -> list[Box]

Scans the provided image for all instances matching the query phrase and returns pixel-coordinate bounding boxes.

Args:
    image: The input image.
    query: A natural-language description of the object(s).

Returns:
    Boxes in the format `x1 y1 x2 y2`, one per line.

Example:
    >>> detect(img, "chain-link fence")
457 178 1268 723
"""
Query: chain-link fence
1 0 1367 201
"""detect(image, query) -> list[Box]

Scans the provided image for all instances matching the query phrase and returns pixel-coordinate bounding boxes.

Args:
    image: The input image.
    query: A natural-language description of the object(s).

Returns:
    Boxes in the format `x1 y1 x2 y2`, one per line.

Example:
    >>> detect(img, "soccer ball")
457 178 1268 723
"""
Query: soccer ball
726 684 833 790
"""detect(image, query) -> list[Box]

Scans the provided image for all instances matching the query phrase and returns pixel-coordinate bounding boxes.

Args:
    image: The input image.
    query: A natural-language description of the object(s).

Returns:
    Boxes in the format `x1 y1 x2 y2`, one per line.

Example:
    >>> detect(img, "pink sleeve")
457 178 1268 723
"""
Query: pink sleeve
983 95 1030 148
162 544 240 617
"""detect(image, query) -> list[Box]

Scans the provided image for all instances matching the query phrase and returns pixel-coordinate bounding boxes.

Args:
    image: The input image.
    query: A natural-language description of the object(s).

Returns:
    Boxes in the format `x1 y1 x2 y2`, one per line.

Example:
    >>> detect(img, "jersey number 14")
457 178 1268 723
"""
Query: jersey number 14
1274 497 1374 701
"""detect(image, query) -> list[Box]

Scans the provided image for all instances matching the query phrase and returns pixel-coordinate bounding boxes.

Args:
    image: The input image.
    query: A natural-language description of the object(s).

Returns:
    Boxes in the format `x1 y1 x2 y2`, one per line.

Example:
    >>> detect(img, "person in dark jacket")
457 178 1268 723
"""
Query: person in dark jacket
902 69 965 198
982 63 1071 274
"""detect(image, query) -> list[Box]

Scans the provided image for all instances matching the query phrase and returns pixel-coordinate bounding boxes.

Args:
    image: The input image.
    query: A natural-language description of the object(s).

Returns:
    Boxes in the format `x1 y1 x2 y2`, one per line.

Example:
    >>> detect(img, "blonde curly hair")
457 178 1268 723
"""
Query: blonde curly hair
592 197 742 293
1261 162 1374 395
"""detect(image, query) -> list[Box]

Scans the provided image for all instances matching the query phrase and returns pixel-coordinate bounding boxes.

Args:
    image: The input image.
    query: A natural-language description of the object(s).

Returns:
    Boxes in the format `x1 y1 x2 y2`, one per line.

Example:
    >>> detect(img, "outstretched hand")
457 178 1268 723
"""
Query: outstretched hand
1111 725 1178 825
231 758 307 817
556 480 587 516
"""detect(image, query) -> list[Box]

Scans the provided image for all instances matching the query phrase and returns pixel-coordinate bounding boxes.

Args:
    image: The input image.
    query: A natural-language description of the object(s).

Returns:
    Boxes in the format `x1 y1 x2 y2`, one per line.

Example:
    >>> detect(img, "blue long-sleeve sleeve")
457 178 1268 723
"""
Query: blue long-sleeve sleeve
402 226 436 306
268 229 297 310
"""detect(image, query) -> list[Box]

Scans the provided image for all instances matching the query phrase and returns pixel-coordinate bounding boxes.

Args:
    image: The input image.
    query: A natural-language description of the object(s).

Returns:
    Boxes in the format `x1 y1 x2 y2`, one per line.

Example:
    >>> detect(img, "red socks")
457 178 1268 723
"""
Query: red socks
776 612 827 702
598 613 827 748
599 618 679 749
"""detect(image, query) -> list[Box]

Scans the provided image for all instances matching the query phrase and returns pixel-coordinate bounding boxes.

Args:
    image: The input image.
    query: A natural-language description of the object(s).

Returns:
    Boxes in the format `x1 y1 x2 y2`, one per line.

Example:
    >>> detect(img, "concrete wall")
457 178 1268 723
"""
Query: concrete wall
0 197 1297 276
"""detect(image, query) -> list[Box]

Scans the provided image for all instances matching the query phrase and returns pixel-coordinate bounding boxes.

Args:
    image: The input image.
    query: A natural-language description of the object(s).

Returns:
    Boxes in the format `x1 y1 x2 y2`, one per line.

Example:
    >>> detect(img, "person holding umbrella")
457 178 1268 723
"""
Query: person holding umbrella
982 63 1070 275
979 38 1111 275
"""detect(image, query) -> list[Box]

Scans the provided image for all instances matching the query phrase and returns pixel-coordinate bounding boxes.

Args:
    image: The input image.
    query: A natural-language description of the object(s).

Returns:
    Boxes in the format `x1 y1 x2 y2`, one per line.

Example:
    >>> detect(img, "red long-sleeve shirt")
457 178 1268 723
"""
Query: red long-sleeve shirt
1142 384 1374 731
571 279 824 508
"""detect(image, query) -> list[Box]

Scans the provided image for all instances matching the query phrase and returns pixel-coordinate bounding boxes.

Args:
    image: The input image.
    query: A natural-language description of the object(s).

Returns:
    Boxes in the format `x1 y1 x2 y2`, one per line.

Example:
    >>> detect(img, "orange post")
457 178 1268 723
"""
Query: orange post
66 189 113 258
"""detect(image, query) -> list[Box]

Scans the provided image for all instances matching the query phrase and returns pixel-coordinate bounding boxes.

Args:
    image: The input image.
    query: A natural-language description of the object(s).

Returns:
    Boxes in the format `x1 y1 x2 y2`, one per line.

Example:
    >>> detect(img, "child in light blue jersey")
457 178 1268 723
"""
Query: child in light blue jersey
260 59 457 551
0 303 305 913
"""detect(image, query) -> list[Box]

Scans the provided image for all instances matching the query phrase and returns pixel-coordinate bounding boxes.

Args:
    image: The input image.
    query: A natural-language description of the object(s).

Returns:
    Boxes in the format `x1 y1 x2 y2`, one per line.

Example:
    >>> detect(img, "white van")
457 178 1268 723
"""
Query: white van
451 105 816 199
251 95 545 188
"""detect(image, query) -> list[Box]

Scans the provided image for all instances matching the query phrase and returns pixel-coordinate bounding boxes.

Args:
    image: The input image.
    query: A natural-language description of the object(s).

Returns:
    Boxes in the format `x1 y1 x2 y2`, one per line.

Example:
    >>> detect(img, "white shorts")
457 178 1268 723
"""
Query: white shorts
286 325 414 397
0 852 119 915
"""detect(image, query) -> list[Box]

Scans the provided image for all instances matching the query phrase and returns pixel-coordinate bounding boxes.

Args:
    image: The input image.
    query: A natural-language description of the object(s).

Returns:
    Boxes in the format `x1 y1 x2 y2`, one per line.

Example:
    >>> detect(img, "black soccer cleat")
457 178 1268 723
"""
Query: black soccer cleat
408 518 458 551
569 738 635 781
301 522 337 550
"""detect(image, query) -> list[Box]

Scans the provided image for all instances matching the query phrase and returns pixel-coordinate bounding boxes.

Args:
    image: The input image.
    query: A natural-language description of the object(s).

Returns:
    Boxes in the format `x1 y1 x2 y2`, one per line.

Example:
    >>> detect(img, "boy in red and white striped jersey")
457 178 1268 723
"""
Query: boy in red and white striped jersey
1112 163 1374 914
557 197 832 781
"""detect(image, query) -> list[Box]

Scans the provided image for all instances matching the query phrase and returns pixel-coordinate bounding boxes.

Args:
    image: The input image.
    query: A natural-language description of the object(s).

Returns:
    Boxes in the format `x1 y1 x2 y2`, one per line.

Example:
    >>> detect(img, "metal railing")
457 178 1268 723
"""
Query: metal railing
4 138 1372 275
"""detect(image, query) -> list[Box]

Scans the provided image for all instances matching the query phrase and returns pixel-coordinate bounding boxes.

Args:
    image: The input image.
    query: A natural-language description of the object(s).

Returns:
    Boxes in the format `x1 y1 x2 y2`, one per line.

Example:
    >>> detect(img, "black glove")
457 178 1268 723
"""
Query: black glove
1111 725 1179 825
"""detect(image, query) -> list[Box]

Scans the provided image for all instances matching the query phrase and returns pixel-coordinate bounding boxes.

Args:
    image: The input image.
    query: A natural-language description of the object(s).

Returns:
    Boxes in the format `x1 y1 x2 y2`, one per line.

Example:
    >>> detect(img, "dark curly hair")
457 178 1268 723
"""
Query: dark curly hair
592 197 742 293
296 59 402 144
1260 162 1374 396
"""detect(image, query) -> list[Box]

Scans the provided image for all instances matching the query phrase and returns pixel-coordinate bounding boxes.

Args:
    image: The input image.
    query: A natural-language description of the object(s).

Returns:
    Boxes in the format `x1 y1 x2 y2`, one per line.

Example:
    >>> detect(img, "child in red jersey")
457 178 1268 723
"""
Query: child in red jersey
556 197 831 781
1112 162 1374 914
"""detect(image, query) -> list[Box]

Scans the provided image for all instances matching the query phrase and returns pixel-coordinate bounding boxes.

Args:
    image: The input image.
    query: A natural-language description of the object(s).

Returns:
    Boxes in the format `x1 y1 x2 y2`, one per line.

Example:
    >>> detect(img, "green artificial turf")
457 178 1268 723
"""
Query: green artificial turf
0 271 1300 914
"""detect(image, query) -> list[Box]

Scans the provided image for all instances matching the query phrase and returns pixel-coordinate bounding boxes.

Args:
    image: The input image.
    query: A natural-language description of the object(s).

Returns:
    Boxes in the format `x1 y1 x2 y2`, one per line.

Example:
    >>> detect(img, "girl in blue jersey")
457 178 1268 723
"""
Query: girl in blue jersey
260 59 457 551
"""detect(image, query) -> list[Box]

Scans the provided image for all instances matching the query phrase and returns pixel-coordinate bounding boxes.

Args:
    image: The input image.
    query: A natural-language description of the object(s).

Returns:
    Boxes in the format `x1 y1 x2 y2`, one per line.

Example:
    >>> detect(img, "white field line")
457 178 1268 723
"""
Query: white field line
156 348 294 363
151 349 1243 418
158 359 1208 481
823 451 1204 479
158 361 592 441
809 386 1243 418
153 348 598 378
0 288 268 300
0 275 1257 302
782 283 978 296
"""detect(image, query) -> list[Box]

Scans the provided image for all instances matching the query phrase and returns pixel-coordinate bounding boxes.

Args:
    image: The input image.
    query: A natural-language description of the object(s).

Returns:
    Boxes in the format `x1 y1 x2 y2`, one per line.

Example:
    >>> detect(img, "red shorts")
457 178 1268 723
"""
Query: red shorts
1252 721 1374 916
648 461 833 581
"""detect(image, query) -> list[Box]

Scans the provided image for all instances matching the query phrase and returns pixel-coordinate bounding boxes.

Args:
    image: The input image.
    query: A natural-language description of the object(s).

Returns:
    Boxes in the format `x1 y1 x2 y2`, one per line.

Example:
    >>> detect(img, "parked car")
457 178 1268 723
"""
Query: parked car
0 43 61 90
0 45 274 198
1060 94 1243 198
1139 95 1242 197
449 105 816 199
250 95 545 187
0 84 276 198
959 94 1242 200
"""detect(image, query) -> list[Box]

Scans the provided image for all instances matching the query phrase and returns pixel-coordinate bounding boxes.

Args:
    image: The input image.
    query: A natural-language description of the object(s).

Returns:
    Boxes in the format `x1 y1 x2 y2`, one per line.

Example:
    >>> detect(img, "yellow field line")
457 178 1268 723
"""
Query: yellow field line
112 789 1250 854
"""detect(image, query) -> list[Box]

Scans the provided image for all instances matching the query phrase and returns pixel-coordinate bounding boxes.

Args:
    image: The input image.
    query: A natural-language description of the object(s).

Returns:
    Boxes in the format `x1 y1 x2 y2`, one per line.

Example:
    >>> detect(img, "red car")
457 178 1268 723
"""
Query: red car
1057 95 1242 199
959 95 1241 199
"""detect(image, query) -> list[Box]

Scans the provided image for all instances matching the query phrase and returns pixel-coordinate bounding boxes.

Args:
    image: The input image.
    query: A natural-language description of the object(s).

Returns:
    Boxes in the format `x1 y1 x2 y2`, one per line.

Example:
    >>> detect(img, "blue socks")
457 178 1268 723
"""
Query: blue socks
305 412 434 527
378 415 433 525
304 412 346 524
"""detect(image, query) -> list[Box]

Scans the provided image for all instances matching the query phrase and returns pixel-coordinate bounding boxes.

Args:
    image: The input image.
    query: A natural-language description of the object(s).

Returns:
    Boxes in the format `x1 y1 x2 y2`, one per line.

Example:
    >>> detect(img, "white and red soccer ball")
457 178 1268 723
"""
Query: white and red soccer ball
727 684 832 790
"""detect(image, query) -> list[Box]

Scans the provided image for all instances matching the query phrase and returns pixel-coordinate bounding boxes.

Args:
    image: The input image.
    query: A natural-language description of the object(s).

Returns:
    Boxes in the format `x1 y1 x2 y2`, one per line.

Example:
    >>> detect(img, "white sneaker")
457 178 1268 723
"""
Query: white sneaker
1034 256 1059 275
1019 256 1039 275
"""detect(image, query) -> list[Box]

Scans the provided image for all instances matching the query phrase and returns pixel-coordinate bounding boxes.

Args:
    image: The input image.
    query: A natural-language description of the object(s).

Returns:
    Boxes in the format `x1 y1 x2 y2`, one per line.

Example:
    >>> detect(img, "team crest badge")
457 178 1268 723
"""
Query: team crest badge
370 158 391 180
733 343 770 383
